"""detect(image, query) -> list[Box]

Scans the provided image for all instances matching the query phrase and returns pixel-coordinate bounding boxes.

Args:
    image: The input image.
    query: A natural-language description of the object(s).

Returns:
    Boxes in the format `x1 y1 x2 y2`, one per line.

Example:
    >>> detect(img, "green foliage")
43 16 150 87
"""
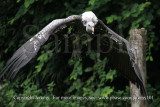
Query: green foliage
86 0 111 11
35 50 53 72
105 1 155 62
9 5 28 25
106 69 117 82
0 0 160 107
67 26 72 34
24 0 36 8
70 58 82 80
106 15 121 24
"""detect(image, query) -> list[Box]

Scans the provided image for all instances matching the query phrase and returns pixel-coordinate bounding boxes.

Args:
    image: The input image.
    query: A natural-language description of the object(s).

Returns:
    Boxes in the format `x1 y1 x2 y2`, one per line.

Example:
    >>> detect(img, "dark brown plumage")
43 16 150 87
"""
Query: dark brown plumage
0 13 150 104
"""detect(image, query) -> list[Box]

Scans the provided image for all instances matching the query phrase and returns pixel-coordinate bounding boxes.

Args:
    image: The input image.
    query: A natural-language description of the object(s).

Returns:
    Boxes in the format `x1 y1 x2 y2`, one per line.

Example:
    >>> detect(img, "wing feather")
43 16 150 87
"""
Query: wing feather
97 19 150 104
0 15 81 80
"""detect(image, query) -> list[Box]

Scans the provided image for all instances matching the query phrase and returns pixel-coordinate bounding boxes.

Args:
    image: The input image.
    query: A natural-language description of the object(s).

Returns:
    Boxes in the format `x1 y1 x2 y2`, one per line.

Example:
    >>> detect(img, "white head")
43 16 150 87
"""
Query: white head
82 11 98 34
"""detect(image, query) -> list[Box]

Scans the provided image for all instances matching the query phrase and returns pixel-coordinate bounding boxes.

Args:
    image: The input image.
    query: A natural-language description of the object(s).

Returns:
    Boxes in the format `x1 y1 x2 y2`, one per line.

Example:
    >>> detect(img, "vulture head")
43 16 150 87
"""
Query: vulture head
82 11 98 34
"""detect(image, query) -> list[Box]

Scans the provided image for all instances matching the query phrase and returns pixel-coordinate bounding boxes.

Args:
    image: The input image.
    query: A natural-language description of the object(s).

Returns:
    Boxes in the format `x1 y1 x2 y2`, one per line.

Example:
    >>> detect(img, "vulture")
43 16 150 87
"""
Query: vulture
0 11 150 104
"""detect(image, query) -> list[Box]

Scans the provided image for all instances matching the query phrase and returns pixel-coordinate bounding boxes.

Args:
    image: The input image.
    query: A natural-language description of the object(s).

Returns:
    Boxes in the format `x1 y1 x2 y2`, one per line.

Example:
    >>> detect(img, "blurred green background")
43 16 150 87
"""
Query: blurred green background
0 0 160 107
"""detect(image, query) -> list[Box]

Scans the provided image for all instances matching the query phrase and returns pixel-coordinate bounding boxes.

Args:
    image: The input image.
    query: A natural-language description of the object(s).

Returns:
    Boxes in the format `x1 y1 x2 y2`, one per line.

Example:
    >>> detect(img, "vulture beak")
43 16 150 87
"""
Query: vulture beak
91 27 94 34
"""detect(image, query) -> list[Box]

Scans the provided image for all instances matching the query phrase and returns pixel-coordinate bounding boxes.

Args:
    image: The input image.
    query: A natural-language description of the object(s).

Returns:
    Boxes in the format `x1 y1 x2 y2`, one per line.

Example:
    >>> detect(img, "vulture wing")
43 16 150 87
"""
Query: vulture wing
0 13 150 104
0 15 81 80
96 19 149 104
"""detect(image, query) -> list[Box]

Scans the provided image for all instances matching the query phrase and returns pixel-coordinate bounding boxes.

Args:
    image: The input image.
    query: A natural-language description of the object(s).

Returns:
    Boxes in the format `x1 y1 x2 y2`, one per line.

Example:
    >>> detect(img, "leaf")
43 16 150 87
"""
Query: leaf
101 86 113 97
43 0 53 5
122 11 130 19
83 88 93 96
70 58 82 80
106 69 117 82
35 63 44 72
146 56 150 61
86 0 111 11
106 15 118 24
86 50 99 60
85 67 93 72
24 0 35 8
21 78 31 87
93 88 100 96
131 3 139 13
9 5 28 24
68 59 74 66
47 82 55 93
47 82 55 87
17 0 21 3
68 26 72 34
140 2 151 11
81 38 92 45
150 56 153 61
143 20 150 27
67 79 82 93
89 0 95 6
149 43 154 49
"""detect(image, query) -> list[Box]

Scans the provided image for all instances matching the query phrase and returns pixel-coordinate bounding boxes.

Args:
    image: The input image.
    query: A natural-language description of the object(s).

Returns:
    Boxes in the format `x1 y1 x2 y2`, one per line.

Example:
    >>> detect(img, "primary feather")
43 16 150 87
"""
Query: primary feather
0 15 81 80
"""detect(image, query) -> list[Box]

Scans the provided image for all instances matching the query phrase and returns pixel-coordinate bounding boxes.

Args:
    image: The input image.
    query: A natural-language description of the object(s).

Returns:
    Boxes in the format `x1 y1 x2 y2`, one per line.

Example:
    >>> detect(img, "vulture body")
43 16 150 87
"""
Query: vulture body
0 11 150 104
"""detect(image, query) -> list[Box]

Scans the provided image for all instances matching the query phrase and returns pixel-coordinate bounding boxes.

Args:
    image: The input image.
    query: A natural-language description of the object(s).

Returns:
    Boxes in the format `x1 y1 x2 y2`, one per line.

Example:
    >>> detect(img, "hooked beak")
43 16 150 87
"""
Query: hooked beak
91 27 94 34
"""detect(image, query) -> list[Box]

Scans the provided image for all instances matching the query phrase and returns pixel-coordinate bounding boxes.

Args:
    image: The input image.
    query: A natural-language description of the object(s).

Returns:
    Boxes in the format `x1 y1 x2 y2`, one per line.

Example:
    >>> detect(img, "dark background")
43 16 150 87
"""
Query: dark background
0 0 159 106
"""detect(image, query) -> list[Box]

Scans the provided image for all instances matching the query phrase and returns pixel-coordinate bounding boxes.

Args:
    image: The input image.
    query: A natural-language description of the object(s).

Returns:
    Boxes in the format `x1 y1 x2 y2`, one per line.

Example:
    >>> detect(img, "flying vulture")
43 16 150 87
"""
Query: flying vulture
0 11 150 104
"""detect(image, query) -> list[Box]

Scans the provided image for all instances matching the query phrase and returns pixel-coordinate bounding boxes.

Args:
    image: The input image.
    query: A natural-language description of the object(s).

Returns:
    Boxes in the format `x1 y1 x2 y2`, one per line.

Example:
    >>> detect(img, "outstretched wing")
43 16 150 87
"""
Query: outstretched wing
96 19 149 102
50 19 148 100
0 38 40 80
0 15 81 80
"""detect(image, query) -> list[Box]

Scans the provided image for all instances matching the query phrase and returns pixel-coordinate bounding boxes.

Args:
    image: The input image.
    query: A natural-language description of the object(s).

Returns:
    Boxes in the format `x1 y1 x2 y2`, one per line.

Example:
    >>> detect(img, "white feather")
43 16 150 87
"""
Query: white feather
82 11 98 26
